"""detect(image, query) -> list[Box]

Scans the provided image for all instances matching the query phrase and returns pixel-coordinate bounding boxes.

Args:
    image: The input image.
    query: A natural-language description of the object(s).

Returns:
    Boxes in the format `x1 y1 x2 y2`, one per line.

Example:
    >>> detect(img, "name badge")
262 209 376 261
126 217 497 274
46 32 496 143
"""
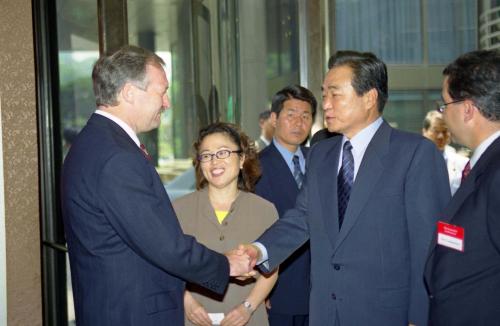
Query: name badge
437 221 464 252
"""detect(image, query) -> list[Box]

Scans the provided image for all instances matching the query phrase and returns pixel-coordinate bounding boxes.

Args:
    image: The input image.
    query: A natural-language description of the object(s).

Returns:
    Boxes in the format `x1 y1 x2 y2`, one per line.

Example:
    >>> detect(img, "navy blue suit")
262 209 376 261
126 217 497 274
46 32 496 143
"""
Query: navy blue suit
257 121 450 325
424 137 500 326
255 143 310 324
61 114 229 326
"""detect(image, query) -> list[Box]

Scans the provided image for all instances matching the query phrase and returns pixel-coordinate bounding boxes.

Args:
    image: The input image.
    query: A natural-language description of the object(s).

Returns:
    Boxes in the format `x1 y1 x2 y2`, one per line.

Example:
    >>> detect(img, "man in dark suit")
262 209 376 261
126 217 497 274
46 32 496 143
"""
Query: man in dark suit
424 50 500 326
255 110 274 151
61 46 250 326
241 51 450 325
255 85 316 326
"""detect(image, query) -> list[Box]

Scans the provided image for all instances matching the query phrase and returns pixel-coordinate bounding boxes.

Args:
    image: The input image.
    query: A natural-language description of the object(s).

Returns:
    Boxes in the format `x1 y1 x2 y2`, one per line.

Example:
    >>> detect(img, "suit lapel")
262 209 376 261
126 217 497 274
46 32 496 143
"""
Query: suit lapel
425 136 500 271
317 138 342 248
333 121 391 253
268 144 300 201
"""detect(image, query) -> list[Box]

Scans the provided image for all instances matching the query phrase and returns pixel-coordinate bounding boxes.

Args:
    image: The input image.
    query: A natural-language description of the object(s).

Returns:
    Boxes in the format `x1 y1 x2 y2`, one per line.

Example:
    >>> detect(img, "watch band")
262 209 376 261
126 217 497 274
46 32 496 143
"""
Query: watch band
242 300 254 314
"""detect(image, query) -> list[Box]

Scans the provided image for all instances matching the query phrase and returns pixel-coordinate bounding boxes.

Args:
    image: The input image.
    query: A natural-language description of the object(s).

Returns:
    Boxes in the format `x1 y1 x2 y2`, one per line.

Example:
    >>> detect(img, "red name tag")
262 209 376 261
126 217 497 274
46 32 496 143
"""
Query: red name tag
437 221 464 252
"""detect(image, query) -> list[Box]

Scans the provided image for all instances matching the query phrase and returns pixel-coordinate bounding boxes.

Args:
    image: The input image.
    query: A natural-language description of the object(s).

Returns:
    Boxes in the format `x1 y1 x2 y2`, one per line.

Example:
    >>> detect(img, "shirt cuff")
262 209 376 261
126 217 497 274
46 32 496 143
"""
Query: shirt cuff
252 242 269 270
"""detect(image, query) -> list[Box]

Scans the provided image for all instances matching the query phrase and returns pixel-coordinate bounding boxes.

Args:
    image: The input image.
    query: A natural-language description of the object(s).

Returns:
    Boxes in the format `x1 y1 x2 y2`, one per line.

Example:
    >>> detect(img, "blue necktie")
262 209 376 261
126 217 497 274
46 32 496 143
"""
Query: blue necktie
337 141 354 229
292 155 304 189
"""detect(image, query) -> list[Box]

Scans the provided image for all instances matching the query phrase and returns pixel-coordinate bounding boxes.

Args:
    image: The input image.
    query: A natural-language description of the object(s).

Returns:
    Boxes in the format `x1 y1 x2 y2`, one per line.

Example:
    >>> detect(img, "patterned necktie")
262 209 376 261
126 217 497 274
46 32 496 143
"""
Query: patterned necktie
140 144 152 161
461 160 471 183
337 141 354 230
292 155 304 189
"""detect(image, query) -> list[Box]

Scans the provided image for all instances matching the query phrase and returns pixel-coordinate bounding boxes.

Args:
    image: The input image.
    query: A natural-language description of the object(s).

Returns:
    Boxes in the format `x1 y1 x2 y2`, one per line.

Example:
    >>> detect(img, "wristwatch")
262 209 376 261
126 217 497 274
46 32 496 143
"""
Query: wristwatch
242 300 254 314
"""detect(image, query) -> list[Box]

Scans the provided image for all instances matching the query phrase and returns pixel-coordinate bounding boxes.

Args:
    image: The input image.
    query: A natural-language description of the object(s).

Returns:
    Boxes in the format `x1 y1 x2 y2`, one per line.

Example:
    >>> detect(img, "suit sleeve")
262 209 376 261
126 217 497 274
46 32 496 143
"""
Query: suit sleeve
97 151 229 294
486 167 500 254
256 158 311 272
405 140 451 325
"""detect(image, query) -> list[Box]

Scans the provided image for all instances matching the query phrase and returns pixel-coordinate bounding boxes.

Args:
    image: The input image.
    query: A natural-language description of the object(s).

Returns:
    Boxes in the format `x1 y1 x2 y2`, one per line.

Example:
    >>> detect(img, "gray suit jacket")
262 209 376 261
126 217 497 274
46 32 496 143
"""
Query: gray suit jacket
257 121 450 325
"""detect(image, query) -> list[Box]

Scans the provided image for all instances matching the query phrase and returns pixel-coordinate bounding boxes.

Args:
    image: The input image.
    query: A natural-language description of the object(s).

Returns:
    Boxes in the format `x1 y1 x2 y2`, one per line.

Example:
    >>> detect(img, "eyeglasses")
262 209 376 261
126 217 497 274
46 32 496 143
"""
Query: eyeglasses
436 99 464 113
197 149 242 163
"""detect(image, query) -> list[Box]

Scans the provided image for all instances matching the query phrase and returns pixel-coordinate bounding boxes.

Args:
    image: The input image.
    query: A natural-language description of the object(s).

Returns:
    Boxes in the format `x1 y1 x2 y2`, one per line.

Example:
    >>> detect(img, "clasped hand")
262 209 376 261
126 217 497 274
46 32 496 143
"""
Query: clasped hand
225 244 261 278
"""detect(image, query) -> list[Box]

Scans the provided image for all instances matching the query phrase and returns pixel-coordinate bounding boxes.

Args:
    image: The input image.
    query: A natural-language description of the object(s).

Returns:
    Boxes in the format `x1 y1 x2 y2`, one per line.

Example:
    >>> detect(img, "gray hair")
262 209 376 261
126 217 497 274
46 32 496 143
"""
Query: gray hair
92 45 165 107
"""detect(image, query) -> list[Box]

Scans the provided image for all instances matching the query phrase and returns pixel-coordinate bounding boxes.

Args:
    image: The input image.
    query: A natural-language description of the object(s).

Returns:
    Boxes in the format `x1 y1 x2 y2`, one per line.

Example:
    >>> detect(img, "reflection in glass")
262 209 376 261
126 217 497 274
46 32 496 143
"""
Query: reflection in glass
56 1 99 324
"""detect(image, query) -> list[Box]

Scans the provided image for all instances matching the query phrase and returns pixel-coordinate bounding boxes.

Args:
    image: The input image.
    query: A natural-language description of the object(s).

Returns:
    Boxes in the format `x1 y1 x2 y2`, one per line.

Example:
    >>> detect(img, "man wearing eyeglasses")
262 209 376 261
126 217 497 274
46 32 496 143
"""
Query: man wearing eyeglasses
424 50 500 326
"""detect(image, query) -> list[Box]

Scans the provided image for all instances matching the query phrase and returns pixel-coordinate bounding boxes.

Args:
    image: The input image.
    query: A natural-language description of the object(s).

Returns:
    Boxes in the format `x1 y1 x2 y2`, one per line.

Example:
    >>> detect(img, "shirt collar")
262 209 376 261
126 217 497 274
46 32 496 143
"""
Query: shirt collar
342 117 383 154
272 139 305 173
260 135 270 146
95 109 141 147
470 130 500 168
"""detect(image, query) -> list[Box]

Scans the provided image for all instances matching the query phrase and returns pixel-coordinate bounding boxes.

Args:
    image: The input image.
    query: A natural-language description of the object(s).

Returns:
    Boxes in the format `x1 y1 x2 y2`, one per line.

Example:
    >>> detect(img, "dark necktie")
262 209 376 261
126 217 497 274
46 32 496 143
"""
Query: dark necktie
461 160 471 183
292 155 304 189
337 141 354 229
140 144 152 161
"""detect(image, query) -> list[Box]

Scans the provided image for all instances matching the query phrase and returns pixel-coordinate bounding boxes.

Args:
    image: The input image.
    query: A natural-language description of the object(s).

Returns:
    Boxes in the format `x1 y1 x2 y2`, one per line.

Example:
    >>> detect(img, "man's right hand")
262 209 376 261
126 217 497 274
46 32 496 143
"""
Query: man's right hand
225 249 254 277
237 244 261 269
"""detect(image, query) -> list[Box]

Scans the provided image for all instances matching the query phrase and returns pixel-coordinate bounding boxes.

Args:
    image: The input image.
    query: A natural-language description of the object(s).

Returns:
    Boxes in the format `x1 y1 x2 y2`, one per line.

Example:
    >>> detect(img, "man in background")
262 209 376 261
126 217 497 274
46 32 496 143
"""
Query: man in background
255 85 316 326
424 49 500 326
255 109 274 151
422 110 468 195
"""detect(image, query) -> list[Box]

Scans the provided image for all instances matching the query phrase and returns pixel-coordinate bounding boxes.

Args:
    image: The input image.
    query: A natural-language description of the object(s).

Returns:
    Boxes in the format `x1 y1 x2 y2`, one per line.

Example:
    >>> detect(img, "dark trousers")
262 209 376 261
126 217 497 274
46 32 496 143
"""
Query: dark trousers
268 312 309 326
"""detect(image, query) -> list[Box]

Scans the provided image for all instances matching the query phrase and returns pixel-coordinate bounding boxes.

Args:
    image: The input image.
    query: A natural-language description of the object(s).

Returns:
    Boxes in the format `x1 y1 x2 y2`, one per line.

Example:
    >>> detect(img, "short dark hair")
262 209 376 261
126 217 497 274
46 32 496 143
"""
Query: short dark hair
328 50 388 113
193 122 261 192
270 85 317 119
258 110 271 121
443 50 500 121
92 45 165 107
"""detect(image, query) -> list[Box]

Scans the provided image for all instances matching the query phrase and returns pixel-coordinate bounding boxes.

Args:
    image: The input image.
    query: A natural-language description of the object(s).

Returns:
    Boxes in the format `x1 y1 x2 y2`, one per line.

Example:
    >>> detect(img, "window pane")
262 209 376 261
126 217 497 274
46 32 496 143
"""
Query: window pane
265 0 300 91
334 0 422 64
56 1 99 324
384 90 440 133
427 0 477 63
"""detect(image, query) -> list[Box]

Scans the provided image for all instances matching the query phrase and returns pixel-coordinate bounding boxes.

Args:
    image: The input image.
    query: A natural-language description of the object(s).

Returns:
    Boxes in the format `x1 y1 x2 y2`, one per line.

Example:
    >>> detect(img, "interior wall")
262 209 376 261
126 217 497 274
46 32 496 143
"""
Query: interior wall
0 0 43 324
0 92 7 326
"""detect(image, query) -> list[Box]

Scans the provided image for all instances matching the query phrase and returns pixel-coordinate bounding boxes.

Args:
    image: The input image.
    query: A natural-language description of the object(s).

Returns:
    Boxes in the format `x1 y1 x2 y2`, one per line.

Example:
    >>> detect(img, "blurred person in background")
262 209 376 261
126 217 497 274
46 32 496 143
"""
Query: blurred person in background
255 110 275 151
422 110 468 195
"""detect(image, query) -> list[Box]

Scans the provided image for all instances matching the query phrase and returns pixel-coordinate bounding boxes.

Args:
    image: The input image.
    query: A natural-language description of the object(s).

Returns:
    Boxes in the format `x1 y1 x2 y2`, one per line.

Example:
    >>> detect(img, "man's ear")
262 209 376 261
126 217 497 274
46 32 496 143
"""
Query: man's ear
363 88 378 112
120 82 136 104
270 112 278 128
463 100 476 123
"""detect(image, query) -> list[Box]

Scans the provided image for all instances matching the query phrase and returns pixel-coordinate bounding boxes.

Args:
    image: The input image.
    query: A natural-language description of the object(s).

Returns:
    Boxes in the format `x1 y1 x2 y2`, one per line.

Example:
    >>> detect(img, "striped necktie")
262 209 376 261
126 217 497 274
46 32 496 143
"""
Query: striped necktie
337 141 354 229
292 155 304 189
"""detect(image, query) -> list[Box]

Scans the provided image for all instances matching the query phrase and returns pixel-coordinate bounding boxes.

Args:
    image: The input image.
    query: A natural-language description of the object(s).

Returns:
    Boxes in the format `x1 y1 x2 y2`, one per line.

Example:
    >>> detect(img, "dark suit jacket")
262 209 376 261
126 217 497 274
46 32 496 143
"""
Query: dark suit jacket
424 137 500 326
257 120 450 325
61 114 229 326
255 143 310 315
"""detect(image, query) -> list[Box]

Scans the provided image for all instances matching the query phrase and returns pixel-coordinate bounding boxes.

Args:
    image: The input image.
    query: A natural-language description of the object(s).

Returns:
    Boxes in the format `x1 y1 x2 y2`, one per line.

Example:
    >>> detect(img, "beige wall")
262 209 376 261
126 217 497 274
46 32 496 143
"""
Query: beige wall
0 0 43 325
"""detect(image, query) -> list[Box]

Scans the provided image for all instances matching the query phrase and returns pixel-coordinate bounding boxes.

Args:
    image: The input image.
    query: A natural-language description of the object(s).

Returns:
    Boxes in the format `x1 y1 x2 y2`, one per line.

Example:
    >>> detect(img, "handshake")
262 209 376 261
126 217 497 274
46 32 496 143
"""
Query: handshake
225 244 262 277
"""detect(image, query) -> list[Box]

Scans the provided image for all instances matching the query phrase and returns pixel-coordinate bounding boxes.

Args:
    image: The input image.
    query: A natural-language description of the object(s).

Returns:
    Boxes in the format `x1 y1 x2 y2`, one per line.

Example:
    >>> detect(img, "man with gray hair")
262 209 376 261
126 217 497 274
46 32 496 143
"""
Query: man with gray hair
424 49 500 325
61 45 251 326
422 110 468 195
